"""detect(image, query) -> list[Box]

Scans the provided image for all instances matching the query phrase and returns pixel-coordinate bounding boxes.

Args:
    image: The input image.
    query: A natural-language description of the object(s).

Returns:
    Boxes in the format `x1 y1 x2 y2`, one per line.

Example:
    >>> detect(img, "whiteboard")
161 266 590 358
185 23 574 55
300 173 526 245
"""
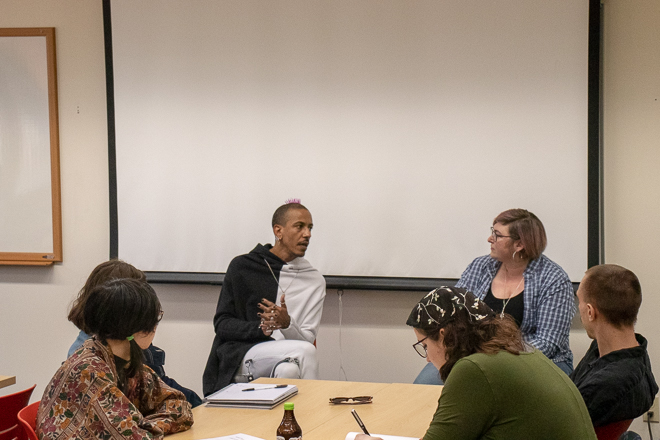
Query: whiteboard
0 28 62 265
110 1 589 281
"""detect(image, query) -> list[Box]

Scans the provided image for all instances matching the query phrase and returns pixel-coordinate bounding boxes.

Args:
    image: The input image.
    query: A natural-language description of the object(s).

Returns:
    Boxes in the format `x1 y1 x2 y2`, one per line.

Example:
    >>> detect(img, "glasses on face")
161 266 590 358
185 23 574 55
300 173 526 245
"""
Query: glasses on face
490 226 512 242
412 336 429 358
329 396 373 405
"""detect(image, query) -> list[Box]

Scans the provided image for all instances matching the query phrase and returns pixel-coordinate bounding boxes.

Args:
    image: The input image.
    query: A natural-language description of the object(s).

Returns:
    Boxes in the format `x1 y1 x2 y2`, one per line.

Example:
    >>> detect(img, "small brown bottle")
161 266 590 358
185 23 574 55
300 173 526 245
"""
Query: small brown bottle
276 402 302 440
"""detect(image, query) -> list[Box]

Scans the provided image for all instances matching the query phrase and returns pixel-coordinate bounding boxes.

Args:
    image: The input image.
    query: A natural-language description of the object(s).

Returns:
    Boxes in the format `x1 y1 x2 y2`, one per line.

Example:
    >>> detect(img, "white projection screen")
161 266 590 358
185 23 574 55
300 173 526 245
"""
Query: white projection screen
110 0 593 284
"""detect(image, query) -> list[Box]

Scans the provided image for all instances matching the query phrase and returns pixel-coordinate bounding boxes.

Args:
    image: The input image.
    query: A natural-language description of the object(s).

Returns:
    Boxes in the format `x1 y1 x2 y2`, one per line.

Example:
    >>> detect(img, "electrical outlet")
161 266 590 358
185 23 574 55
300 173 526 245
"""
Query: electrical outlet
643 396 659 423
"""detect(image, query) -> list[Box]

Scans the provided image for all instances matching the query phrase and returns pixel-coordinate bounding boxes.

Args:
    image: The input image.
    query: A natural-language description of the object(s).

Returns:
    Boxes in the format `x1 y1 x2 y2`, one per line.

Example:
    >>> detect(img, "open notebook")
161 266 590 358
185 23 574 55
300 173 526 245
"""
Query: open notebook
345 432 418 440
205 383 298 409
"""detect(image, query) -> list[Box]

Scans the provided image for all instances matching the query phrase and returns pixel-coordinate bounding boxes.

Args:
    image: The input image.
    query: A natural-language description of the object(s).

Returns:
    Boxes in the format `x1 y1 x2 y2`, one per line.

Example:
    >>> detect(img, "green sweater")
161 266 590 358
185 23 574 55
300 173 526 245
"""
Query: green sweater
422 350 597 440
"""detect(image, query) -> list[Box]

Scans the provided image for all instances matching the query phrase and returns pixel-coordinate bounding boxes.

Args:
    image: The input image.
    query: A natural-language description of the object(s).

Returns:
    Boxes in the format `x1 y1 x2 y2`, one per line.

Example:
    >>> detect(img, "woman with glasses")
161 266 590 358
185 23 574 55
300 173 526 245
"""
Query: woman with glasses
358 287 596 440
415 209 575 384
38 278 194 440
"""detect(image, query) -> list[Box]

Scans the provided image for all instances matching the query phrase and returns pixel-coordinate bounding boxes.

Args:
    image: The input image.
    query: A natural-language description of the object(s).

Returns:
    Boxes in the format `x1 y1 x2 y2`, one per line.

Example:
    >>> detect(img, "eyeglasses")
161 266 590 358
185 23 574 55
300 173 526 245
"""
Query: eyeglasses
490 226 512 242
412 336 429 358
329 396 373 405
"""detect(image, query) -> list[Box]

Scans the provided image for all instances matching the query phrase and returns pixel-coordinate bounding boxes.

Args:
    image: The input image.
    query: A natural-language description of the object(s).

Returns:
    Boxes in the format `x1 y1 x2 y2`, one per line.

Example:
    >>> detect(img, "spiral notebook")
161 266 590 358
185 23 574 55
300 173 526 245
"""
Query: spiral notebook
205 383 298 409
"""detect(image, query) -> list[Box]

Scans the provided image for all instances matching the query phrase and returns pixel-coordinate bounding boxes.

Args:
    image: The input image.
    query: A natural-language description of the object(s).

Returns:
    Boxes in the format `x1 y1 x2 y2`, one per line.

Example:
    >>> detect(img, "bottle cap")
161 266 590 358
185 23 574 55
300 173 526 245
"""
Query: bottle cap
284 402 294 410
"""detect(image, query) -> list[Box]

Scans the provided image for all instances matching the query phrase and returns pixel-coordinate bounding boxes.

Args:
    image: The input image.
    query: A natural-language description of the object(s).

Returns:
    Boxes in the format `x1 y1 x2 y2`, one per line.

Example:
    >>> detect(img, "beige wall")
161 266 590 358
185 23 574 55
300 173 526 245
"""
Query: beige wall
0 0 110 397
0 0 658 437
602 0 660 437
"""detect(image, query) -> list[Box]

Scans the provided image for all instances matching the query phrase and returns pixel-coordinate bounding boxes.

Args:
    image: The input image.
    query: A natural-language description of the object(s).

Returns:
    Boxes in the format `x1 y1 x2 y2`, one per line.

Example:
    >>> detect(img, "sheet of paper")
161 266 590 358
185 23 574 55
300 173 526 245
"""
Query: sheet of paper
345 432 418 440
199 434 265 440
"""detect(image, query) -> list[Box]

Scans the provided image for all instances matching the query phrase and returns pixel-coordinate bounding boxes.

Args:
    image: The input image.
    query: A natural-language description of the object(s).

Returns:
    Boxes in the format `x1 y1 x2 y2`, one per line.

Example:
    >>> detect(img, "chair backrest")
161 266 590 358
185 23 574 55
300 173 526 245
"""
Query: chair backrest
594 419 633 440
0 425 21 440
17 402 39 440
0 385 36 440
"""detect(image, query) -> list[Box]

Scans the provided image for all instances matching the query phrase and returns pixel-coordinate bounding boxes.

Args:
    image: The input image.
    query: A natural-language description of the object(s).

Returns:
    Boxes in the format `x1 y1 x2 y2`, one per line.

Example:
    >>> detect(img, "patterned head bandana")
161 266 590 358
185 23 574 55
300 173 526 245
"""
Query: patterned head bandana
406 286 495 332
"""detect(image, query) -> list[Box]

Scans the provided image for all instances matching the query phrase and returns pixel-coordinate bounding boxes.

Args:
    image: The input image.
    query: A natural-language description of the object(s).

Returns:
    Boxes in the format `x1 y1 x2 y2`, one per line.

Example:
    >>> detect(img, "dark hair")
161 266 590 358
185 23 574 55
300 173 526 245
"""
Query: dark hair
68 260 146 333
413 308 525 381
84 278 162 406
494 209 547 260
582 264 641 328
272 202 309 227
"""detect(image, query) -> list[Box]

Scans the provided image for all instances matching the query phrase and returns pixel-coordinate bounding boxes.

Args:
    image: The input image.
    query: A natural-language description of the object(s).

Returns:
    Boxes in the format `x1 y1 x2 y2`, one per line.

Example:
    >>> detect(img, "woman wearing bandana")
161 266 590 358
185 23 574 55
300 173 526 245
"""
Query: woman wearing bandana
358 287 596 440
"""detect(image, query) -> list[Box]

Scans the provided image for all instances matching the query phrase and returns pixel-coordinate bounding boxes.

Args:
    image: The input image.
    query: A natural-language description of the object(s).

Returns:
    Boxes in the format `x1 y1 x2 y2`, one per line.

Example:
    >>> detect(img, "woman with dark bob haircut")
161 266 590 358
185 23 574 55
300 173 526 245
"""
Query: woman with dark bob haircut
38 279 194 440
67 260 202 407
415 209 575 384
358 287 596 440
67 259 146 353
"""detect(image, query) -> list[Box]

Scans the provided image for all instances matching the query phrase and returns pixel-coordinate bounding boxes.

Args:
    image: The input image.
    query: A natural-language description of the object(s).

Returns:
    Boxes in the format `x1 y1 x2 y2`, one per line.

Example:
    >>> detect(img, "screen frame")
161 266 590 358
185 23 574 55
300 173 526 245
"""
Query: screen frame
104 0 602 289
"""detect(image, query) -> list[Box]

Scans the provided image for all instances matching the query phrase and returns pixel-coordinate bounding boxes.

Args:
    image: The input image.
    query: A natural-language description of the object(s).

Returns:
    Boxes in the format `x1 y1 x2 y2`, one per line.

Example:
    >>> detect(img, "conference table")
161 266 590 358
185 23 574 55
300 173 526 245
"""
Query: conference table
171 378 442 440
0 375 16 389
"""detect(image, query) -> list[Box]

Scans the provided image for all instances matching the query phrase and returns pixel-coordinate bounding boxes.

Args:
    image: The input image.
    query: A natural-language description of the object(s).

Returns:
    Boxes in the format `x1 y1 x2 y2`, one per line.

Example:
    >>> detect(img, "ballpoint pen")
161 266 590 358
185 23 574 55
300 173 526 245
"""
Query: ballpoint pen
241 384 288 392
351 409 371 436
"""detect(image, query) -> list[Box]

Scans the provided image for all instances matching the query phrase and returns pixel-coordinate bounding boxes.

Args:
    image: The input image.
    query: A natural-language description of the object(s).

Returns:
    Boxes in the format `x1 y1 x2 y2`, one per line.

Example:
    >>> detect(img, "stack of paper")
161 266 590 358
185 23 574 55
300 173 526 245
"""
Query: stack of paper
205 383 298 409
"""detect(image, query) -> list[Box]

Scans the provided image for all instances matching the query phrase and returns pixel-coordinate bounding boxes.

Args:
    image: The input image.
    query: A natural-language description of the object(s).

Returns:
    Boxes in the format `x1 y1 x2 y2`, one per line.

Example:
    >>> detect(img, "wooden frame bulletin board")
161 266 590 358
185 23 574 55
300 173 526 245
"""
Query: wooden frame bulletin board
0 28 62 266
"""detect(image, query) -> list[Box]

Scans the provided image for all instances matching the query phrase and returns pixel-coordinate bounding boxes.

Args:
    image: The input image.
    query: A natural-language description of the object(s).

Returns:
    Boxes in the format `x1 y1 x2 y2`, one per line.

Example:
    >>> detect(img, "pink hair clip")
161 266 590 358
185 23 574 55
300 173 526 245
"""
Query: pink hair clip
285 198 301 204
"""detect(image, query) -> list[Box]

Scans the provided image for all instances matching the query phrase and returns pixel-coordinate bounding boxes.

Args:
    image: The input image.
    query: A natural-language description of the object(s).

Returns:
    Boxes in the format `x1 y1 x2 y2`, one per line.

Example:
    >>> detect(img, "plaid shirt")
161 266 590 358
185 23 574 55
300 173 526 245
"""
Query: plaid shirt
456 254 575 366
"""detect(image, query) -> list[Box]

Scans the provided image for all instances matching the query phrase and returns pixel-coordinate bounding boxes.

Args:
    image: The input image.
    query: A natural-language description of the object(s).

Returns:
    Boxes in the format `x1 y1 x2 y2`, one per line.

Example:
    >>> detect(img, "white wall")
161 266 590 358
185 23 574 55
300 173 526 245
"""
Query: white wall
0 0 110 397
602 0 660 437
0 0 658 438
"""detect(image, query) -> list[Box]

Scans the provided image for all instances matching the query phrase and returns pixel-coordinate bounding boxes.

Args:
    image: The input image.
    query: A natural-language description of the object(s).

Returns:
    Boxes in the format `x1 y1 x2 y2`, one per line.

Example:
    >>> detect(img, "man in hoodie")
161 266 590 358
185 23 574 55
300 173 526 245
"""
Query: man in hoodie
203 201 326 396
571 264 658 428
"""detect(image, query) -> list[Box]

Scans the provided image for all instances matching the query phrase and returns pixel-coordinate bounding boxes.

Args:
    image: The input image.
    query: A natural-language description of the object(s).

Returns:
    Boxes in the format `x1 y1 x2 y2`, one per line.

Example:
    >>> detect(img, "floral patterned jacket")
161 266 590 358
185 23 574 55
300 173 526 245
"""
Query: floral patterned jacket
37 338 193 440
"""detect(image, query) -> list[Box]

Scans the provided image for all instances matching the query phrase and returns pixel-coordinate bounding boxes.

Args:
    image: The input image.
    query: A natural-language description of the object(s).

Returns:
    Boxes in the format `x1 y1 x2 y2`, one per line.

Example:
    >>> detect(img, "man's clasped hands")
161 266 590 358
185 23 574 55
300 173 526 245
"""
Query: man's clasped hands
258 294 291 335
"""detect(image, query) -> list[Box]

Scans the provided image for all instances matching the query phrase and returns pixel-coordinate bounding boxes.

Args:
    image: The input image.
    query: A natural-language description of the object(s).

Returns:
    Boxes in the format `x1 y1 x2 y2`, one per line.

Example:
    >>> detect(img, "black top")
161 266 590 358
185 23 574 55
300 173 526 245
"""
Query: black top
570 333 658 427
203 244 286 396
483 287 524 327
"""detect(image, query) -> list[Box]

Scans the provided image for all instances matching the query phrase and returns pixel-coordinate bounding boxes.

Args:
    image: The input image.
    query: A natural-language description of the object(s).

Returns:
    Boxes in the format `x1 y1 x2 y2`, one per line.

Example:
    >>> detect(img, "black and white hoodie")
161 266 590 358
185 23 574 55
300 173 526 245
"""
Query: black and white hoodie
203 244 325 395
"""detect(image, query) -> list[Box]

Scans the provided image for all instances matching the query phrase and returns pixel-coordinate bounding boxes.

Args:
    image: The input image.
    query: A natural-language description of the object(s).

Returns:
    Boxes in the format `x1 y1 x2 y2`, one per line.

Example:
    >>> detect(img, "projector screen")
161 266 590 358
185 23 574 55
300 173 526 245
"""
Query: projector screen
109 0 593 283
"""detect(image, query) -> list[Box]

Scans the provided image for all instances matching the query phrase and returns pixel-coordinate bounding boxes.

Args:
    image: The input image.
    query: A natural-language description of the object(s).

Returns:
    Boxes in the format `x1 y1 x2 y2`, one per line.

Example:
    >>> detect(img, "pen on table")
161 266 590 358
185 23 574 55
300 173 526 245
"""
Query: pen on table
241 384 288 392
351 408 371 436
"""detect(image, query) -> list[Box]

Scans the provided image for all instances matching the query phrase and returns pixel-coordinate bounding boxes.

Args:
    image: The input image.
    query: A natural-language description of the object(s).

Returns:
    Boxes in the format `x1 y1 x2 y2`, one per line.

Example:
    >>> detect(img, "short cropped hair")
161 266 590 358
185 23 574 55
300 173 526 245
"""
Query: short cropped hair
68 260 146 333
582 264 642 328
494 209 547 260
272 202 309 227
